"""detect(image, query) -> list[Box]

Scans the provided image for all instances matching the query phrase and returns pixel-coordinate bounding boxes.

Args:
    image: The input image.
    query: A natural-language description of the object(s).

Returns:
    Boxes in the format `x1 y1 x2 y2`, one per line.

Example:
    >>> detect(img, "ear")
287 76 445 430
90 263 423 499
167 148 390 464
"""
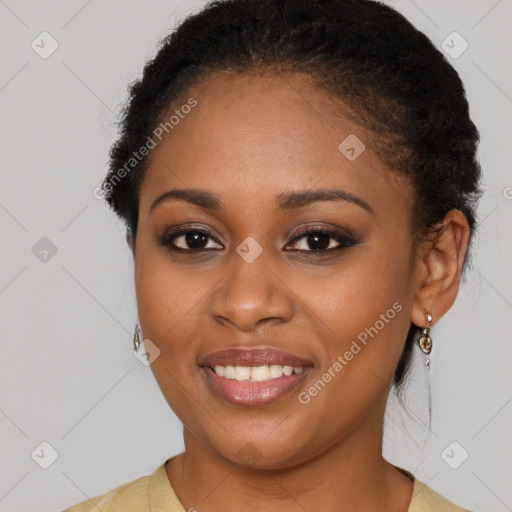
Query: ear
410 209 470 328
126 228 135 257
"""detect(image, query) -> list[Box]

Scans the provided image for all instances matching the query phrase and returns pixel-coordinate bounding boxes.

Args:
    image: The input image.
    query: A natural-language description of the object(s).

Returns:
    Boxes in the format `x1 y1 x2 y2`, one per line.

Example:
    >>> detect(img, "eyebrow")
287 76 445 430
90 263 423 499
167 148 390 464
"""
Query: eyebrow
149 187 375 215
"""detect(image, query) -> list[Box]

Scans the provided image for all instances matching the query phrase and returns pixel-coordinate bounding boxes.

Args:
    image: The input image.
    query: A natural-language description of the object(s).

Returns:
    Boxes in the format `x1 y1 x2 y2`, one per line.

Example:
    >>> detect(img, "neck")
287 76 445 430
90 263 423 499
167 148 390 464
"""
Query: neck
166 412 414 512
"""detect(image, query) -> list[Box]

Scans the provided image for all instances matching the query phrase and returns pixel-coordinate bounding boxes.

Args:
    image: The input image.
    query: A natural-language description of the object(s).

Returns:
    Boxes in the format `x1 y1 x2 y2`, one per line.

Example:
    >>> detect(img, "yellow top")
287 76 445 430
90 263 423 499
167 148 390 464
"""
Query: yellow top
62 459 471 512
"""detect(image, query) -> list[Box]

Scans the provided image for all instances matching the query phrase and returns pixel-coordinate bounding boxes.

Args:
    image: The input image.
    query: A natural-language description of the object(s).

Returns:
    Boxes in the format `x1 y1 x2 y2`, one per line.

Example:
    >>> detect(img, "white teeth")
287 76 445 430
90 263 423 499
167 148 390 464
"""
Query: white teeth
269 365 283 378
224 365 236 379
212 364 305 381
234 366 251 381
283 365 293 376
250 365 270 382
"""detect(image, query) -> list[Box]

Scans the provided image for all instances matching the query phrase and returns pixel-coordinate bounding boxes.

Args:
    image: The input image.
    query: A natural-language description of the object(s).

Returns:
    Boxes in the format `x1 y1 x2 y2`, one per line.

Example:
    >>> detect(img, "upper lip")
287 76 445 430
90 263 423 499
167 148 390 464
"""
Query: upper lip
200 348 313 368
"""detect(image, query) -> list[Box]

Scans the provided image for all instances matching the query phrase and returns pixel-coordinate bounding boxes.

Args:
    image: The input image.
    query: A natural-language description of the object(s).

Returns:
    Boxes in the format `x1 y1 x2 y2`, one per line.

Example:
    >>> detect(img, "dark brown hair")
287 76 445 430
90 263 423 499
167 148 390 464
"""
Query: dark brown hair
101 0 482 391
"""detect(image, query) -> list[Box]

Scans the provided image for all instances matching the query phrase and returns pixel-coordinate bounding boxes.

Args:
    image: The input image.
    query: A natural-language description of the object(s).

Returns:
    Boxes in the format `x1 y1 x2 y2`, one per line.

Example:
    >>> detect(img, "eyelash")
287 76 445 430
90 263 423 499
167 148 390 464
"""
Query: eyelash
159 226 359 255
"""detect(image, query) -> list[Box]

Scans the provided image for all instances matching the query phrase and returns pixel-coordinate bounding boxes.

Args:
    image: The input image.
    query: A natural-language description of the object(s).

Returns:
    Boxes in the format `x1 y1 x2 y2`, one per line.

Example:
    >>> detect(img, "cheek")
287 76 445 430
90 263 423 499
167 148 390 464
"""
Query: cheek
294 235 413 383
134 235 210 340
303 240 410 331
133 241 210 423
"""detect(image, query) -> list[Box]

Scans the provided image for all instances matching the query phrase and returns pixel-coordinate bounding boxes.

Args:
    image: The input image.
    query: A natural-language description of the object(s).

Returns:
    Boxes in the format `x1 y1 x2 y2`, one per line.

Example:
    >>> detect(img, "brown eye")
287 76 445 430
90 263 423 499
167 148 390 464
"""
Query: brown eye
159 229 223 251
286 228 358 253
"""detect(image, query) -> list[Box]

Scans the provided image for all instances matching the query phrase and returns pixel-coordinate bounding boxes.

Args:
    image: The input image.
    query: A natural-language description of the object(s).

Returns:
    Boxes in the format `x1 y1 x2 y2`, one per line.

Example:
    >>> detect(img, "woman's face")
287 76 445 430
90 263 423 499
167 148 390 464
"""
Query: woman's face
133 71 423 469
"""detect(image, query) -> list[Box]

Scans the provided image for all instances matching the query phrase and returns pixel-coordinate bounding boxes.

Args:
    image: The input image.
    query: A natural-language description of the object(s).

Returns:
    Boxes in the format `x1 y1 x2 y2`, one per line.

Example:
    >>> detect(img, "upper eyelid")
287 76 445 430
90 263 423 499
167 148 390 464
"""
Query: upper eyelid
164 226 356 250
287 228 356 250
166 229 223 248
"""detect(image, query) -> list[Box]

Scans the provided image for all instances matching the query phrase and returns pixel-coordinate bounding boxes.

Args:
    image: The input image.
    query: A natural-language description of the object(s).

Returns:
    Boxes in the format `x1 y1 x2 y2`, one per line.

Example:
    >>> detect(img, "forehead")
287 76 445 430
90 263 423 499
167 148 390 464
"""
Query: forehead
140 70 411 218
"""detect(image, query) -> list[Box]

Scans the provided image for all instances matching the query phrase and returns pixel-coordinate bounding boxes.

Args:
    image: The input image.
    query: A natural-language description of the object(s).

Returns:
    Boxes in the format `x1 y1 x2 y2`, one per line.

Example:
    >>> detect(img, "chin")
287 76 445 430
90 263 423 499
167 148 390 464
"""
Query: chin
198 428 315 471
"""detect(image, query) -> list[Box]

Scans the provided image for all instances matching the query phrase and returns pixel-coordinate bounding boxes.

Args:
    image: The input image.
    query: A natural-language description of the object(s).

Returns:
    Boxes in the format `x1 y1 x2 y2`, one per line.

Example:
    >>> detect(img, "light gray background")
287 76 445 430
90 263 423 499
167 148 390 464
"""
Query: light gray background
0 1 511 511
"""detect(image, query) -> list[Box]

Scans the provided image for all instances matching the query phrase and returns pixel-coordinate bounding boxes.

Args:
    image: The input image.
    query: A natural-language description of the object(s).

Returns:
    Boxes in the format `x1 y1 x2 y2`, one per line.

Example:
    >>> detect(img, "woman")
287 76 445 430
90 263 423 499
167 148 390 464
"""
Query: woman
63 0 481 510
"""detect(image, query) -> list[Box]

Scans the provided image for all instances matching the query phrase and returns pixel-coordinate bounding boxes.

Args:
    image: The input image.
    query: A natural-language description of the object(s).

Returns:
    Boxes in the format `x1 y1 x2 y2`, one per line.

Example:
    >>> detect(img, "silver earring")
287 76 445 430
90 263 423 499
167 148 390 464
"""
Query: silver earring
418 312 433 370
133 324 142 352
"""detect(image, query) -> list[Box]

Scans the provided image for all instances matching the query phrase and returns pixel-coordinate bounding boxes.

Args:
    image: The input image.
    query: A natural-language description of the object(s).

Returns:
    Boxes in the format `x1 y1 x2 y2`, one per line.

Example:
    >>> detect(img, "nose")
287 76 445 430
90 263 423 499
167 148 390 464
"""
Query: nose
210 251 295 332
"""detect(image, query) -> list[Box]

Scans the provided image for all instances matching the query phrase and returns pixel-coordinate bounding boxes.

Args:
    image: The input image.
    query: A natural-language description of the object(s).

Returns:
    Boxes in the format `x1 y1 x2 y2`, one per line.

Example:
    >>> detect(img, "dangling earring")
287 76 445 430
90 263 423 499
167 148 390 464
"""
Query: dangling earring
133 323 142 353
418 312 433 370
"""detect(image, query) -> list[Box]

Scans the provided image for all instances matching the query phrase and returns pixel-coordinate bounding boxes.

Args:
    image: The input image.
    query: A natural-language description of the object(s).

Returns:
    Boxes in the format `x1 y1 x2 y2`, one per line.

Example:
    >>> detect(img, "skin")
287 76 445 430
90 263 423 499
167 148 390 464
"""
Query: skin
128 70 470 512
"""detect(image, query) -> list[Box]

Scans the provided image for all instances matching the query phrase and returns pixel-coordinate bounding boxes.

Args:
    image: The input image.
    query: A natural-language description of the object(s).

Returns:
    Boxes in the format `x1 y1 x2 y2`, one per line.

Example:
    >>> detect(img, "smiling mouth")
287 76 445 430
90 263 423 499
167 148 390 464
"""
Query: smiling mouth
201 365 312 406
199 347 313 405
199 347 313 406
209 364 305 381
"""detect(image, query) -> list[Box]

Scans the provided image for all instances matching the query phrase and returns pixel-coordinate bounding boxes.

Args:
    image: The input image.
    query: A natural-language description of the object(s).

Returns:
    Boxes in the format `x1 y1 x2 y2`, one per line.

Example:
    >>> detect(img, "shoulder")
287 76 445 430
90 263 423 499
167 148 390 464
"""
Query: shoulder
393 466 472 511
409 477 473 512
61 468 154 512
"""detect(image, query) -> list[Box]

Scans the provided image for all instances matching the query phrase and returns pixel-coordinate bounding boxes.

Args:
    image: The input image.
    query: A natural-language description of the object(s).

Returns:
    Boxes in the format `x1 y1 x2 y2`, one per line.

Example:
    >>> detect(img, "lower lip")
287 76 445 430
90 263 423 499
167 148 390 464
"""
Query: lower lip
202 366 312 406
